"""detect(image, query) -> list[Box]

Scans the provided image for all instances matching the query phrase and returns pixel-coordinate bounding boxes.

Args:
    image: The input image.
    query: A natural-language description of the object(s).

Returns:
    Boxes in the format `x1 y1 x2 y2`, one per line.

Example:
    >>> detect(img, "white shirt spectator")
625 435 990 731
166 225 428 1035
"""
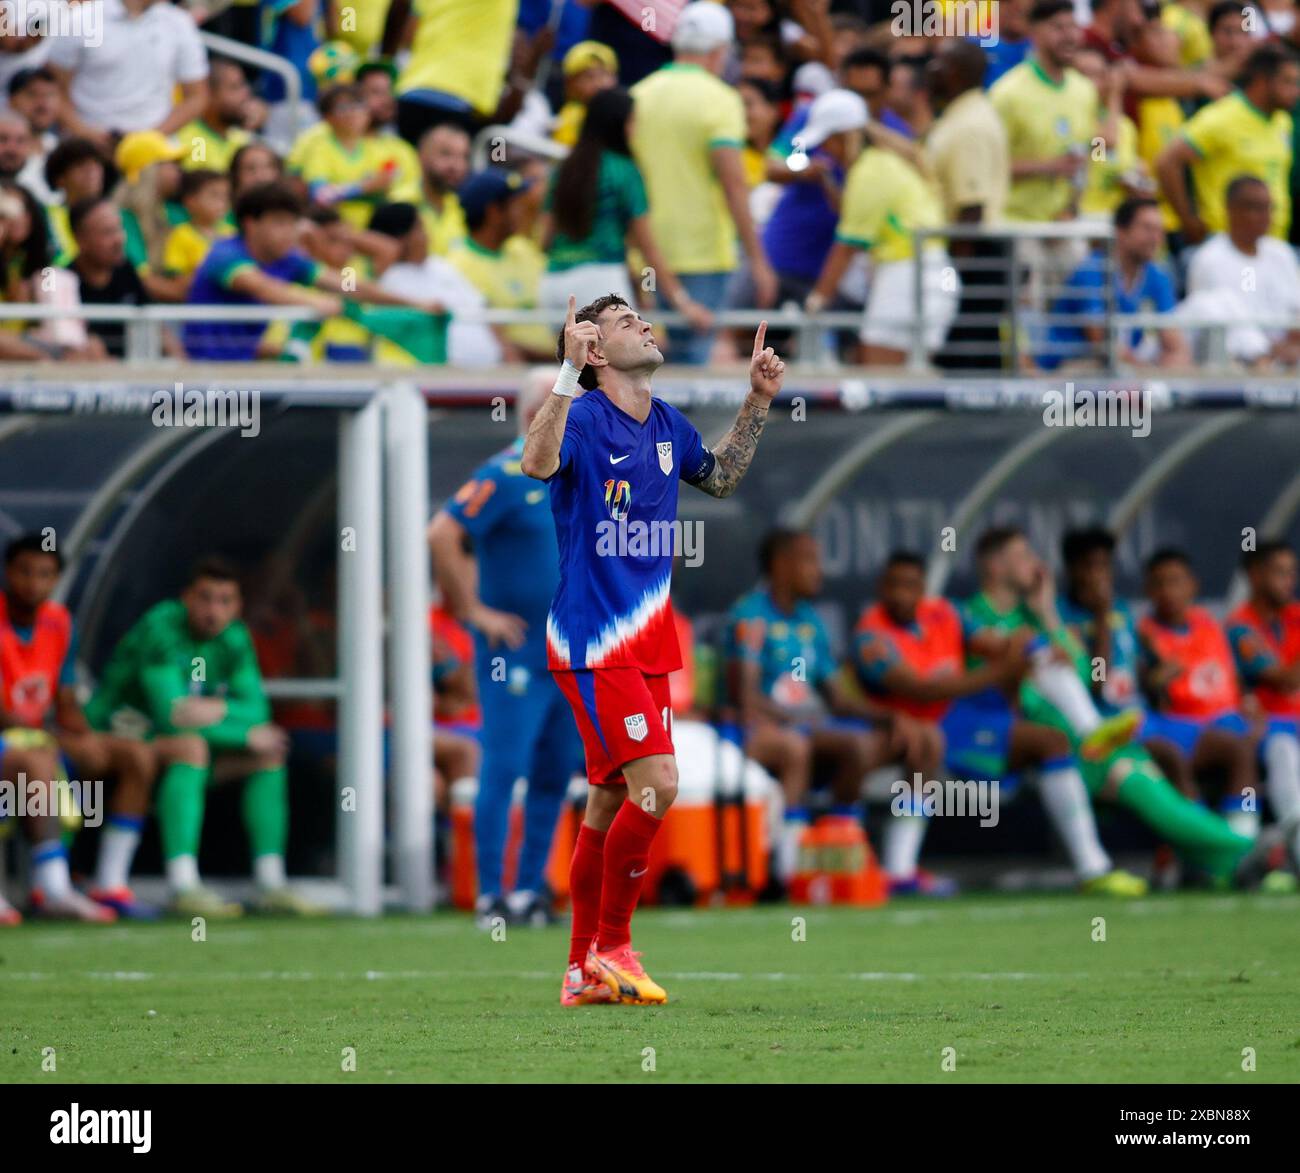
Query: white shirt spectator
48 0 207 133
379 259 502 367
1182 232 1300 359
0 0 68 105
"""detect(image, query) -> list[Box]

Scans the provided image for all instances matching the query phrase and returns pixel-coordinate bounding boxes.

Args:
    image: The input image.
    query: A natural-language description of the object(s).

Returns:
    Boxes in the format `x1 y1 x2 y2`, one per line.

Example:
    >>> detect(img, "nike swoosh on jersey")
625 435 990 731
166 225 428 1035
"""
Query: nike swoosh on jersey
630 866 649 878
609 453 631 464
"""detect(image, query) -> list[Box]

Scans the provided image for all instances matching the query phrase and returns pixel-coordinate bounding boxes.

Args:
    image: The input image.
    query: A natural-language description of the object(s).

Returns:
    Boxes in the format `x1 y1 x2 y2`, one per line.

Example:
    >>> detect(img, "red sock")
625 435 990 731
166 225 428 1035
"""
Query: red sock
567 823 607 966
596 801 663 950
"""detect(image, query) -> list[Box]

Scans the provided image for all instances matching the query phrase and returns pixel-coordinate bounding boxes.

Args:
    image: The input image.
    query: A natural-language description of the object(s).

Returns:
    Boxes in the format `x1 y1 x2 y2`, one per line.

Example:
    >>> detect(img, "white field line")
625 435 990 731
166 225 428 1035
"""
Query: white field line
11 895 1294 949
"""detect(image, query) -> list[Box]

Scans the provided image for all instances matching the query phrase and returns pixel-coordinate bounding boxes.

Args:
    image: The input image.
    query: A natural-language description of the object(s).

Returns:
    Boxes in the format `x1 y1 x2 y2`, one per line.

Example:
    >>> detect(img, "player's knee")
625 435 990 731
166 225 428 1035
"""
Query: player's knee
654 757 679 810
122 740 155 776
633 756 678 813
168 734 210 769
3 745 60 780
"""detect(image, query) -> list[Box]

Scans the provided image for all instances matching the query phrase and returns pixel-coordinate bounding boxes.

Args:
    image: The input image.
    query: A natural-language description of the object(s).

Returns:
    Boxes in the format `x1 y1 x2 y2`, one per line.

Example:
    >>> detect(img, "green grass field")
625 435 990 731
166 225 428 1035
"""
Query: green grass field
3 893 1298 1083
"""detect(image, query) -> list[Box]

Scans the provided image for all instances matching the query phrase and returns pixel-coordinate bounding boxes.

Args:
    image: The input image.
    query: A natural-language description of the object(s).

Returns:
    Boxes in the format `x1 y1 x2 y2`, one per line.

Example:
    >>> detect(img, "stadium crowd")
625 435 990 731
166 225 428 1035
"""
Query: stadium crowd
1 0 1299 367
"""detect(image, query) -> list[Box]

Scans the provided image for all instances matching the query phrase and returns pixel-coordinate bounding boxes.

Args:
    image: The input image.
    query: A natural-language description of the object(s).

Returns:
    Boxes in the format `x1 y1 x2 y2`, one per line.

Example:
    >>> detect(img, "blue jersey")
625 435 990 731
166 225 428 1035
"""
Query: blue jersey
723 587 835 715
545 388 713 673
443 437 558 670
1058 595 1144 715
1039 251 1177 370
185 236 319 361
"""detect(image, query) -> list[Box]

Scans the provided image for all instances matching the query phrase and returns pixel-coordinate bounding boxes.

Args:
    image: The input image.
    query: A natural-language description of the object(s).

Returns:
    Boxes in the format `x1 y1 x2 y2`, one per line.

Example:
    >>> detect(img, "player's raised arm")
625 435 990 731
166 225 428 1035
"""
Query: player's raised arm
695 321 785 499
520 295 598 481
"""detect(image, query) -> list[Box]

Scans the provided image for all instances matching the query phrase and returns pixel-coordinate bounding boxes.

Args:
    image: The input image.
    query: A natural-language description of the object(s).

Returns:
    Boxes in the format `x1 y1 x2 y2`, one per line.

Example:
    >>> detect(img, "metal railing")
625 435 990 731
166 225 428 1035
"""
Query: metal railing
2 285 1298 375
199 30 304 150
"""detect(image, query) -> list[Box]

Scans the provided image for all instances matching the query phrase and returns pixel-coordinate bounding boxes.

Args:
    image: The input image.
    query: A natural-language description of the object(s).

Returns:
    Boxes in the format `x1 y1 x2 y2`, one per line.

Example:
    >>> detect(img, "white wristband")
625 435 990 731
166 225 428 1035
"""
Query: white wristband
552 360 580 398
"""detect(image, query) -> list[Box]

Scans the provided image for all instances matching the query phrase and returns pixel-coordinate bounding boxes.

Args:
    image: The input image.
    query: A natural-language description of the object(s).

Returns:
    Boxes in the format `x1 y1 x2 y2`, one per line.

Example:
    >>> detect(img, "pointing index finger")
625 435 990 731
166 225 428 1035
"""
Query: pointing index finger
566 294 576 329
752 320 768 358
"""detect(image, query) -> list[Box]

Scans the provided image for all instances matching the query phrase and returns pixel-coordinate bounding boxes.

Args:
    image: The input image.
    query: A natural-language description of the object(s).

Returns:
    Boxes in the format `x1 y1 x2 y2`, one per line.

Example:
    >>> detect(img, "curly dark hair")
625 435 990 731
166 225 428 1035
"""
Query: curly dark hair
554 292 629 390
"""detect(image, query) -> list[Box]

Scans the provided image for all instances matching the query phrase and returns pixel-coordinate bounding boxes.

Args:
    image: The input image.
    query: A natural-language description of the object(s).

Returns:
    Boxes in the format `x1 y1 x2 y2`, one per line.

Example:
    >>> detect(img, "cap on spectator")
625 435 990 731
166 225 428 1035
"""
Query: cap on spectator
356 59 398 84
798 88 870 149
792 61 836 100
563 40 618 78
671 2 735 54
114 131 184 184
458 168 534 222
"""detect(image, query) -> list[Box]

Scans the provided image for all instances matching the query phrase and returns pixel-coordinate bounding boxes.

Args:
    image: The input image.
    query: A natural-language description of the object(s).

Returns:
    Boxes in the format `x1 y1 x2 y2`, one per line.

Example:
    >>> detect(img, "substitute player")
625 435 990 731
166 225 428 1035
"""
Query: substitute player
429 367 584 929
1138 549 1265 835
1056 530 1280 887
521 294 783 1007
1228 540 1300 865
85 557 317 917
724 530 932 888
962 528 1147 894
0 533 159 919
854 551 1034 895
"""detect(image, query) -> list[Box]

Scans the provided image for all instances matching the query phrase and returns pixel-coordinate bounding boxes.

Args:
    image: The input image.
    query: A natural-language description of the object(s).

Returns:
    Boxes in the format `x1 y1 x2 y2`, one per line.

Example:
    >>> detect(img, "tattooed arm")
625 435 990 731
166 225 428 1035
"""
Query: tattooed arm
695 322 785 499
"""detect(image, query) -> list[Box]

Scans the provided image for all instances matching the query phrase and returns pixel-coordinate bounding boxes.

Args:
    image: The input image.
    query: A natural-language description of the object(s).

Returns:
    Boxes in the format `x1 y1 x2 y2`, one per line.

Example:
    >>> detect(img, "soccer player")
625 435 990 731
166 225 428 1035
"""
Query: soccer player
854 551 1034 894
724 529 928 887
521 294 783 1006
1139 549 1268 836
0 534 161 919
1227 540 1300 865
429 368 585 929
85 557 315 917
1059 529 1269 886
1144 556 1263 832
1059 527 1195 794
962 527 1147 895
0 538 128 923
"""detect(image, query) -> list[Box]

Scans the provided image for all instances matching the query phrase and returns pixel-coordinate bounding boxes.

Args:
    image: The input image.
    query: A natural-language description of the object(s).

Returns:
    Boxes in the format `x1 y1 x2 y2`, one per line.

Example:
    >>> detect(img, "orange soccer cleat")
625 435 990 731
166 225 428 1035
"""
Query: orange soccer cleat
587 943 668 1005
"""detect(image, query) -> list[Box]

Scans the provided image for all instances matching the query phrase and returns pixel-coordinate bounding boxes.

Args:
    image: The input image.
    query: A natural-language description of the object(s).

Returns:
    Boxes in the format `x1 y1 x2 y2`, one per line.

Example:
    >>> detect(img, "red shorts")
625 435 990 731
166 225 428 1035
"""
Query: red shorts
552 667 674 785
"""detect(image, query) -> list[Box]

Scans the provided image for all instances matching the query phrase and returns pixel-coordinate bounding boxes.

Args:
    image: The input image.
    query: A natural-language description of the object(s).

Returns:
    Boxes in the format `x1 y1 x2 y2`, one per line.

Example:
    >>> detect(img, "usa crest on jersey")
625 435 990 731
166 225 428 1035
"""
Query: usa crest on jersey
624 712 648 741
657 441 673 475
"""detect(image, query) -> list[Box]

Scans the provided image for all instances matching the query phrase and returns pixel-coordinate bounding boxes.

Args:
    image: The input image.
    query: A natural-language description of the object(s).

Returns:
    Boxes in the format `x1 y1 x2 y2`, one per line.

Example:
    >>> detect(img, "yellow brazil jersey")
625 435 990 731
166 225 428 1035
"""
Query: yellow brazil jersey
1182 90 1293 238
418 191 467 257
553 100 586 148
1137 96 1185 230
397 0 517 116
447 235 552 354
1161 3 1212 68
630 63 747 274
990 59 1099 222
335 0 392 57
162 220 235 277
836 147 944 265
47 204 73 265
176 119 252 172
287 124 422 229
1081 112 1141 218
